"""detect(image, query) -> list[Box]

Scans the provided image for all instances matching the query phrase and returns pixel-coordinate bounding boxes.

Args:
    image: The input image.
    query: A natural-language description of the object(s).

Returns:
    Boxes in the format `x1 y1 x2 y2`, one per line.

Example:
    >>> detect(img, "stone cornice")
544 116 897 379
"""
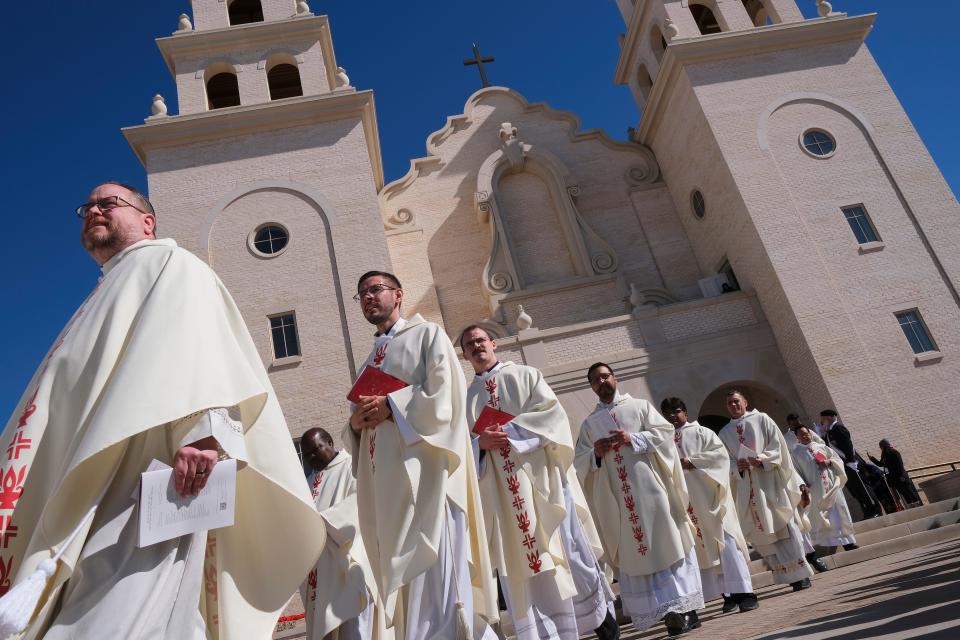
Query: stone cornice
157 15 337 86
636 14 876 144
122 89 385 190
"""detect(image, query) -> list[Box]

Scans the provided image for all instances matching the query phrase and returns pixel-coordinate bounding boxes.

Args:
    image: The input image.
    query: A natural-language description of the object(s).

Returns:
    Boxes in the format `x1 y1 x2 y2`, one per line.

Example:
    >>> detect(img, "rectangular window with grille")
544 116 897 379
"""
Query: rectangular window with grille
270 313 301 359
895 310 936 354
842 205 880 244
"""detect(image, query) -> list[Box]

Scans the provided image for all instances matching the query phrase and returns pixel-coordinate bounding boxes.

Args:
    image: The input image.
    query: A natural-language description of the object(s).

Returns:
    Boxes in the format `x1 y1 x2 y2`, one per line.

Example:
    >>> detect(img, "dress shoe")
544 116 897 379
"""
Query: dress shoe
721 594 738 613
595 610 619 640
843 543 859 551
664 610 701 636
736 593 759 612
791 578 812 591
806 552 828 573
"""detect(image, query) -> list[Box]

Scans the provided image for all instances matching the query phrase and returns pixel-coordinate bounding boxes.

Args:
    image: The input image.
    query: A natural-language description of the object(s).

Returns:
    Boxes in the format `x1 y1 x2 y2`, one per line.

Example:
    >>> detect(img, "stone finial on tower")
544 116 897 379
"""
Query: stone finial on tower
148 95 169 120
516 305 533 331
663 18 680 42
176 13 193 32
335 67 351 88
816 0 835 17
296 1 312 16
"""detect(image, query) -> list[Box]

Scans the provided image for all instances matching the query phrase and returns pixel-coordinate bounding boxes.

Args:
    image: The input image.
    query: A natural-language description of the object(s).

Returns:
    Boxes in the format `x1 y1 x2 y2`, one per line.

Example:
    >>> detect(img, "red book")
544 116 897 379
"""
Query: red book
814 451 829 464
472 406 516 436
347 366 409 404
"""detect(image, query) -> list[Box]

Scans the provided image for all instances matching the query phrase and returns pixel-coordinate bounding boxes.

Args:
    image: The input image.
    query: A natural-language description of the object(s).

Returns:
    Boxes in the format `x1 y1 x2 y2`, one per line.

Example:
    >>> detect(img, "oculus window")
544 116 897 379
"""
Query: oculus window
251 224 289 256
691 190 706 219
895 310 936 354
802 129 835 157
842 205 880 244
270 313 301 359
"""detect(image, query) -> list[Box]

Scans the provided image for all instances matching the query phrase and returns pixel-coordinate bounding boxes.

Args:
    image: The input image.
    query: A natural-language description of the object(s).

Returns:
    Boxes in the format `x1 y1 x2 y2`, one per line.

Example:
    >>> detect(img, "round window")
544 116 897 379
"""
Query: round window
690 190 706 219
250 224 289 257
801 129 836 158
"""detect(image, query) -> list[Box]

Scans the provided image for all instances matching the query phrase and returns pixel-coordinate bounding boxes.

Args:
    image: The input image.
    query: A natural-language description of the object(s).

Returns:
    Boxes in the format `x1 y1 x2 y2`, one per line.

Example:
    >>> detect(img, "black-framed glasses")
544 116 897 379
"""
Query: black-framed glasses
353 284 397 302
75 195 149 219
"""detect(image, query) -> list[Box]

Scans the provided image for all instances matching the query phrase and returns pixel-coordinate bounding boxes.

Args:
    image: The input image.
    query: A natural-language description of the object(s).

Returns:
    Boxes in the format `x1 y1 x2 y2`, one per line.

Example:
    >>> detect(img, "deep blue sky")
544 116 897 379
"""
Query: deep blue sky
1 1 957 417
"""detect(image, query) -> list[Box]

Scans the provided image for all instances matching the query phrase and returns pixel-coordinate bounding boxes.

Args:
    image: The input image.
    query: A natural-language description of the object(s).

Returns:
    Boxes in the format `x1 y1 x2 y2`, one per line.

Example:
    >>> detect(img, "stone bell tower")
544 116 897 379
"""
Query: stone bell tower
123 0 393 440
612 0 960 464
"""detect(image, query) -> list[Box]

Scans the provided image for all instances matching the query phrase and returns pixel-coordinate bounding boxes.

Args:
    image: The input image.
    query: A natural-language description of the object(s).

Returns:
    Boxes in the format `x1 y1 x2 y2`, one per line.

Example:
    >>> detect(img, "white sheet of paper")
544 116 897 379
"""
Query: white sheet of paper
586 411 619 442
737 443 758 460
138 458 237 548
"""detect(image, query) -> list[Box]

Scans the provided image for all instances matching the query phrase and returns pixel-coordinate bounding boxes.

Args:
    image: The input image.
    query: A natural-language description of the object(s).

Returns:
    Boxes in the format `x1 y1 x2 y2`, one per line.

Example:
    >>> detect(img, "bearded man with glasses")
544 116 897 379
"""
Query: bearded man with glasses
0 181 326 639
344 271 498 639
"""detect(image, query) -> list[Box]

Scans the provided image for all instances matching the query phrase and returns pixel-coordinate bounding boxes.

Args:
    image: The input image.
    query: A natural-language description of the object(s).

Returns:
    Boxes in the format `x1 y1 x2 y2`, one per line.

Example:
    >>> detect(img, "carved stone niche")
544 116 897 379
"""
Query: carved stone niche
474 123 620 326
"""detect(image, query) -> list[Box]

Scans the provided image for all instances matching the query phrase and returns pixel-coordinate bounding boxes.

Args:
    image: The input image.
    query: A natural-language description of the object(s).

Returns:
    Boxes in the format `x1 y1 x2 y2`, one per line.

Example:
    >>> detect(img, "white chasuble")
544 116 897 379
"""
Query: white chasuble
466 362 608 638
302 451 386 640
718 410 802 547
673 422 749 571
342 315 497 635
1 239 326 640
788 438 856 547
574 394 696 577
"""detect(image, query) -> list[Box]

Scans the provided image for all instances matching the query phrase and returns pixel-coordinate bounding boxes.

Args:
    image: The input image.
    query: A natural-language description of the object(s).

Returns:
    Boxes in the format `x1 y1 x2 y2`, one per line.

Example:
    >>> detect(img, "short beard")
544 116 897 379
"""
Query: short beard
82 227 121 253
364 307 394 327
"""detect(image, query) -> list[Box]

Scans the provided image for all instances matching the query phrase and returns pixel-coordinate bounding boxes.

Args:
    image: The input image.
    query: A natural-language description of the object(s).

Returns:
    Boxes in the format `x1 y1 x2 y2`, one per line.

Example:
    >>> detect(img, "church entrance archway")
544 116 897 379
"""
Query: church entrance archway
697 380 798 433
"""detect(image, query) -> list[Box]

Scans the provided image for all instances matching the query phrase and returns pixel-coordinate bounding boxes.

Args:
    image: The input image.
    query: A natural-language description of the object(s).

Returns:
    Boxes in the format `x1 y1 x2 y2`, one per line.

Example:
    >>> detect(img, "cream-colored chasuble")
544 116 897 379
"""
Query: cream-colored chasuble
673 422 748 570
342 315 497 633
718 410 802 546
466 362 606 634
788 437 855 545
574 394 695 577
0 239 325 639
302 451 386 640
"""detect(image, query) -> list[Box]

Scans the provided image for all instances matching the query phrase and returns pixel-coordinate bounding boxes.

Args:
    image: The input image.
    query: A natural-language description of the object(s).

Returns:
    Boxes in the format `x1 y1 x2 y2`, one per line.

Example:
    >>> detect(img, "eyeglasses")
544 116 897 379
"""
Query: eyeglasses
353 284 397 302
591 373 614 384
75 195 149 219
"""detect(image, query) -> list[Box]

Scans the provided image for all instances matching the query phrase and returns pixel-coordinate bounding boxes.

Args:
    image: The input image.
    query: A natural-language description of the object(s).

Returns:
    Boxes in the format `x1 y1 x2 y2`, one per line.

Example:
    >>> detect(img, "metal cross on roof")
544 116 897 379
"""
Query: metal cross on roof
463 43 495 88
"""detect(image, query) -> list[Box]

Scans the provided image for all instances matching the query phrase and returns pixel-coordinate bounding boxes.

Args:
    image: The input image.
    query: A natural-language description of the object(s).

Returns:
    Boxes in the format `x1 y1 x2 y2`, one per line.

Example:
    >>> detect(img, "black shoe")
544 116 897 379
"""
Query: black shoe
843 543 860 551
721 594 738 613
806 552 828 573
791 578 812 591
664 611 700 636
595 610 619 640
737 593 759 612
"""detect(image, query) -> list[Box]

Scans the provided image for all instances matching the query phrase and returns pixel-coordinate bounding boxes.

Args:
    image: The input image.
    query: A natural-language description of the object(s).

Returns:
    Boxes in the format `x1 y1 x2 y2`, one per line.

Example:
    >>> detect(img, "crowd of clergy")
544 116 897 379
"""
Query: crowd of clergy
2 182 913 640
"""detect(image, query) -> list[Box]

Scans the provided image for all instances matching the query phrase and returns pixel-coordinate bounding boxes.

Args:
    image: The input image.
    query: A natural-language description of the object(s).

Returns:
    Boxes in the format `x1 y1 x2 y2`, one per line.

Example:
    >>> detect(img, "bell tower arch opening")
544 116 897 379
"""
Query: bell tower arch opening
698 380 799 432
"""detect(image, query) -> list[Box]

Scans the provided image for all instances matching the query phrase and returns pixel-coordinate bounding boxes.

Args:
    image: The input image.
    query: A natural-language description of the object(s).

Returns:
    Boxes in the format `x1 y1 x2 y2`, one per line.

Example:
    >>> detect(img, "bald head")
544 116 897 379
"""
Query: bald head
80 182 157 265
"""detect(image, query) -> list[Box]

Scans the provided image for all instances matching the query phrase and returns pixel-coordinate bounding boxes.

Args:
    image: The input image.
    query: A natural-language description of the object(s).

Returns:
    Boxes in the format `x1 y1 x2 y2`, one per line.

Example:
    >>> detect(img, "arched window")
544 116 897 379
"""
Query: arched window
636 64 653 100
650 24 667 62
228 0 264 26
267 63 303 100
207 72 241 109
741 0 769 26
690 3 723 35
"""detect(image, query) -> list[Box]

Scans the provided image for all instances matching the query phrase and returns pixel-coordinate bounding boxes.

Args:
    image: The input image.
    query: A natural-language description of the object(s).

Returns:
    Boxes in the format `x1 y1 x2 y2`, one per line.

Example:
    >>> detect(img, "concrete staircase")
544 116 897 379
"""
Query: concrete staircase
746 497 960 588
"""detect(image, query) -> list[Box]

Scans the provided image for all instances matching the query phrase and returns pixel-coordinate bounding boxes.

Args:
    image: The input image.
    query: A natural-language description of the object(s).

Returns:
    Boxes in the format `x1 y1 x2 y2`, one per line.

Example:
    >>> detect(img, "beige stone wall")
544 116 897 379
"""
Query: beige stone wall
381 88 703 338
642 25 960 466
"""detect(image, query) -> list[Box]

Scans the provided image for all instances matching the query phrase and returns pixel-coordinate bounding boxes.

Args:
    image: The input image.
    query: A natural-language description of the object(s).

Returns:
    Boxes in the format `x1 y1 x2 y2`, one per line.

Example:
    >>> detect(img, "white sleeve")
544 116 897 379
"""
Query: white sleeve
471 436 487 477
387 395 422 446
503 423 543 454
629 431 653 454
170 407 248 462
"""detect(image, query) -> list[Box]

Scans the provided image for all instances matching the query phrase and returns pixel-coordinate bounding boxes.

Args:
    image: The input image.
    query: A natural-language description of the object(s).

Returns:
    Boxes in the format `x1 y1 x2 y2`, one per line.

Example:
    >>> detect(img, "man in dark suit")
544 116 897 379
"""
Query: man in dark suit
819 410 883 518
869 440 922 507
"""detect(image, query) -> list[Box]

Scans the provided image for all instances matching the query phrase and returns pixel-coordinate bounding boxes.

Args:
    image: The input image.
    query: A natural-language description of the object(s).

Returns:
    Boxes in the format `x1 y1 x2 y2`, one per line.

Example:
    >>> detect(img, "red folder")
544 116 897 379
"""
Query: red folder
347 366 409 403
472 406 515 436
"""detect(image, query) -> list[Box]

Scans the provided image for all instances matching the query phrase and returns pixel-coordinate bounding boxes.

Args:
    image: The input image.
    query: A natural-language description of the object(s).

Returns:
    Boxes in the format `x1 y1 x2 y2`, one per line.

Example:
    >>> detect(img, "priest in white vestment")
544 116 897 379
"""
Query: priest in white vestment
717 390 814 592
299 428 388 640
1 182 326 639
459 326 618 640
575 363 704 637
787 426 858 550
344 271 498 639
659 398 757 614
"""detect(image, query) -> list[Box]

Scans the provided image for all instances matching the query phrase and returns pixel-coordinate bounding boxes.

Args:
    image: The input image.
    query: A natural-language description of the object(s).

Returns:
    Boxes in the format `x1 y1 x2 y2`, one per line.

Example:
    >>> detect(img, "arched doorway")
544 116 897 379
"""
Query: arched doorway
698 380 799 433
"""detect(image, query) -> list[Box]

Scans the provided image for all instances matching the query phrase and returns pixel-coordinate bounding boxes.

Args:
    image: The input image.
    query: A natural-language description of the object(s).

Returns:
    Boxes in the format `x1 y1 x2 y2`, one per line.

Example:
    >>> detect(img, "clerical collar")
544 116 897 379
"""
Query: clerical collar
375 316 406 338
476 361 502 378
101 238 176 275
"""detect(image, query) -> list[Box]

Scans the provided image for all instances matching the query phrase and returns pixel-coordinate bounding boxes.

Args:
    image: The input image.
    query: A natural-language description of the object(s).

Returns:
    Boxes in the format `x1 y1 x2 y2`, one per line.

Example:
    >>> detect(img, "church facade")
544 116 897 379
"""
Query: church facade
123 0 960 468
